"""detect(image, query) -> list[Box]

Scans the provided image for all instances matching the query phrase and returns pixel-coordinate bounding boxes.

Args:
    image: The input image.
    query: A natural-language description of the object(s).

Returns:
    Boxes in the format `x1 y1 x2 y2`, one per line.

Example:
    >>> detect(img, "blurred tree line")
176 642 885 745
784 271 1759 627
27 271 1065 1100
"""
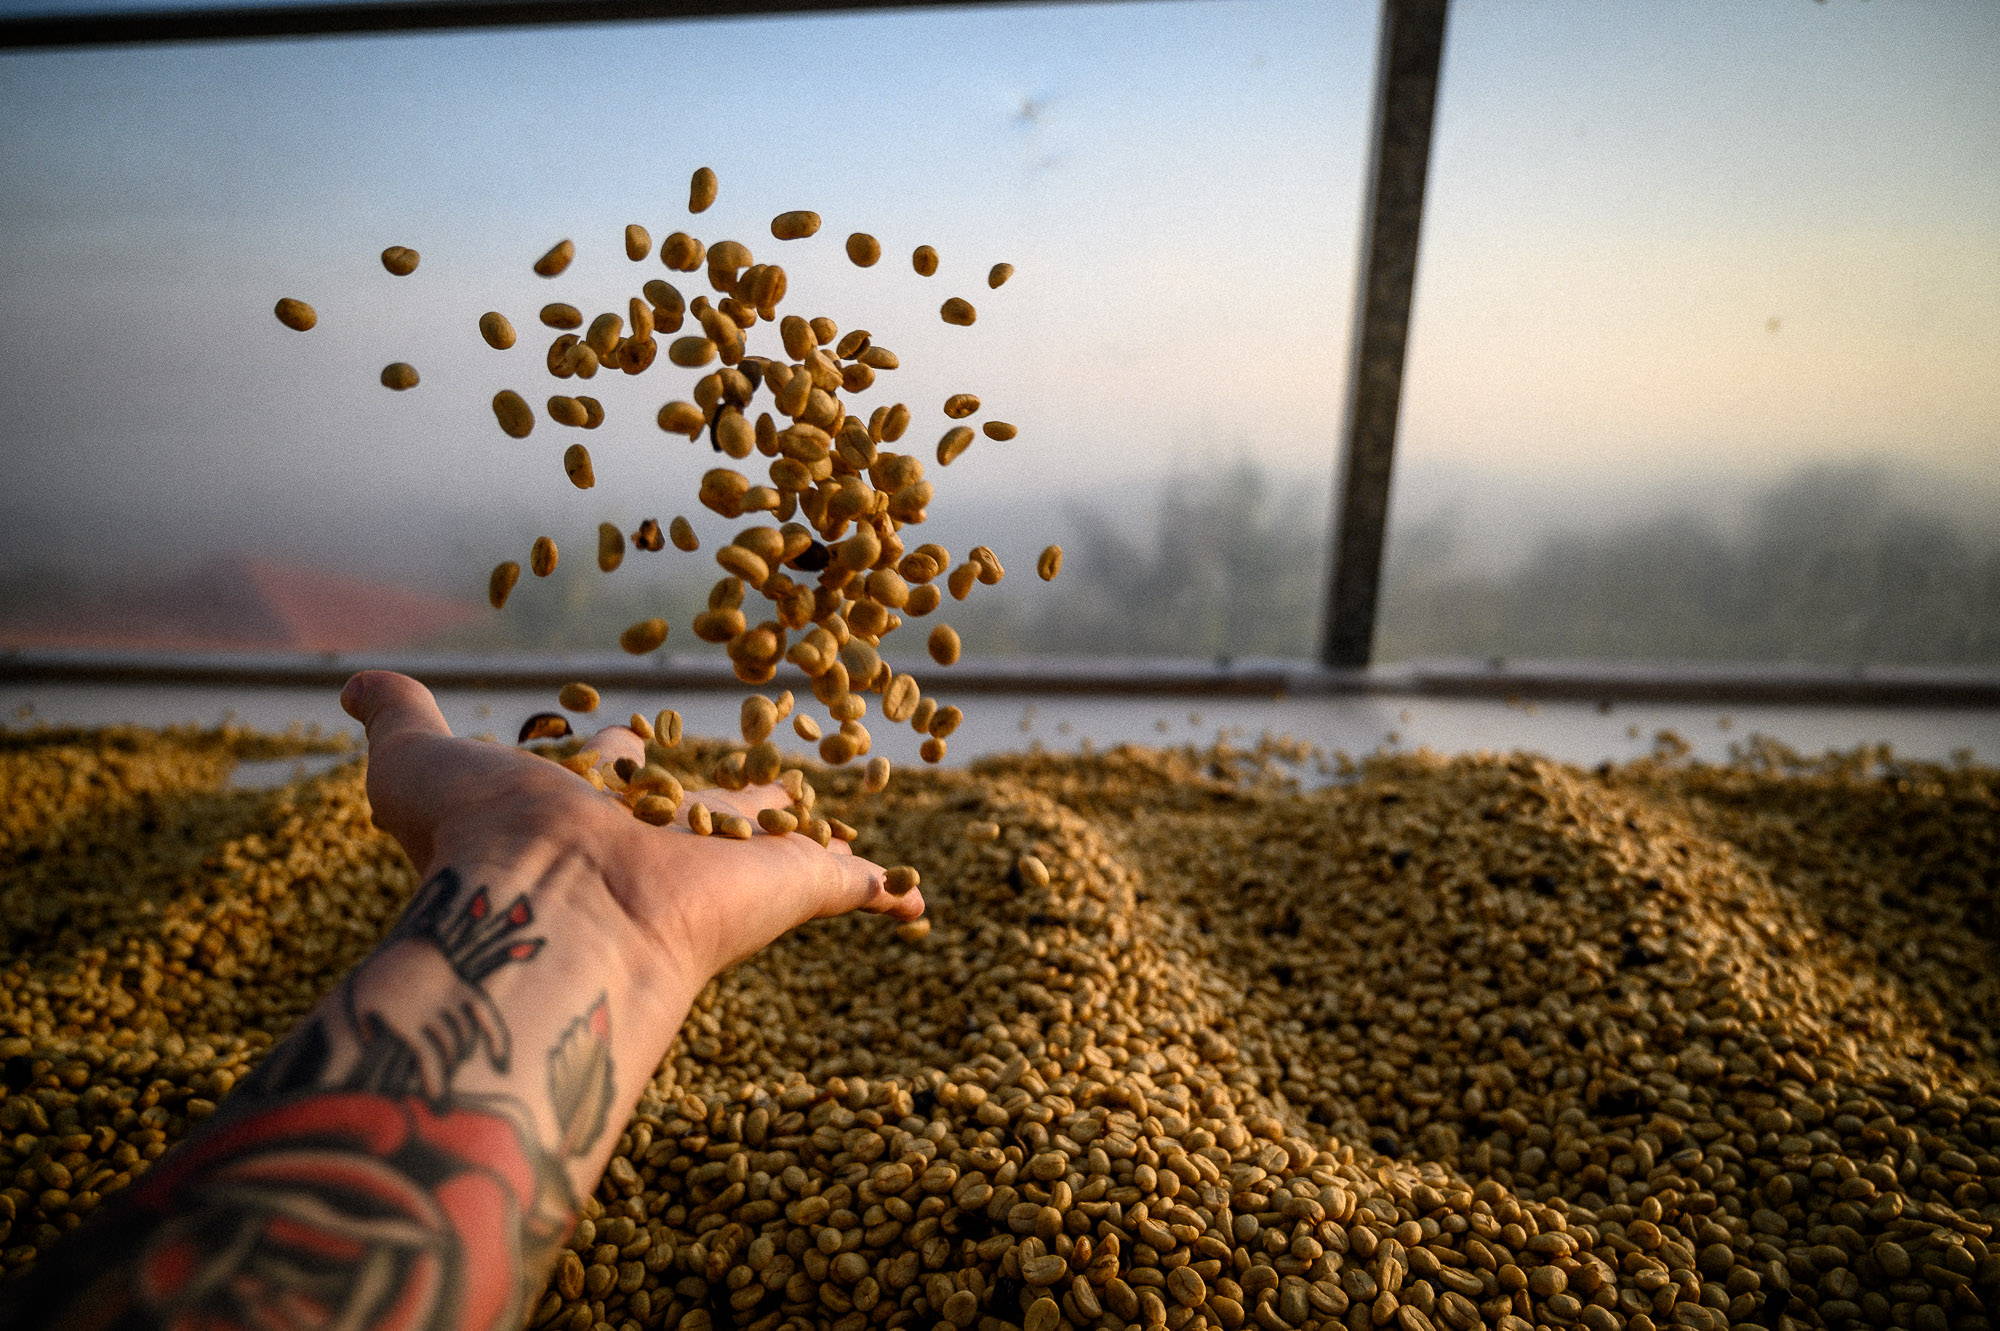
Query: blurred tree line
8 460 1995 670
232 458 2000 668
1376 462 2000 666
965 458 2000 667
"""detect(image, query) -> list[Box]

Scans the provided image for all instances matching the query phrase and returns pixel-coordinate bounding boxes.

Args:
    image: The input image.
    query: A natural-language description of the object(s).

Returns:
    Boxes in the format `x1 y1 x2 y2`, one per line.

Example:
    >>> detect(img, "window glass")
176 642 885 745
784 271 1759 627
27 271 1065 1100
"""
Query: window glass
1380 0 2000 668
0 0 1374 660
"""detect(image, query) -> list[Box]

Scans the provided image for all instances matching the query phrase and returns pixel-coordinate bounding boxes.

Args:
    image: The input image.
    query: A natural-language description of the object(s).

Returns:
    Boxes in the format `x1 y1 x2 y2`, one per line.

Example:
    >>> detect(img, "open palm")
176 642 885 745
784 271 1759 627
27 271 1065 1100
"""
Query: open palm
340 671 923 987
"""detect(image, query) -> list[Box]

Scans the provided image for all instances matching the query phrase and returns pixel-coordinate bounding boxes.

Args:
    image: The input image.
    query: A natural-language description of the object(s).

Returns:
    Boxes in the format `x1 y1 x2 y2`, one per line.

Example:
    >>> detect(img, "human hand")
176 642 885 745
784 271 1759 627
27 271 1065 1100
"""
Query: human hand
338 671 923 992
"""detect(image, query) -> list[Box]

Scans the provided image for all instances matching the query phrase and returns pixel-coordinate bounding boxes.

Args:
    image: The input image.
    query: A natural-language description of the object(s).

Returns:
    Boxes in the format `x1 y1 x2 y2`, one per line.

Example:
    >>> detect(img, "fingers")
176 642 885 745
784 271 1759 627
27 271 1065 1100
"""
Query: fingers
814 848 925 923
720 783 791 816
582 724 646 772
341 671 453 746
683 783 789 823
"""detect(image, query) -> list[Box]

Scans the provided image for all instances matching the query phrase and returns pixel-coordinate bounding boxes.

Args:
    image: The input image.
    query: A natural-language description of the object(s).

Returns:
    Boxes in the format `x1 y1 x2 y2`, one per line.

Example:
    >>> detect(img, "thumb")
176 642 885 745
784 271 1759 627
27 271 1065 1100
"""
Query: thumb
342 671 453 746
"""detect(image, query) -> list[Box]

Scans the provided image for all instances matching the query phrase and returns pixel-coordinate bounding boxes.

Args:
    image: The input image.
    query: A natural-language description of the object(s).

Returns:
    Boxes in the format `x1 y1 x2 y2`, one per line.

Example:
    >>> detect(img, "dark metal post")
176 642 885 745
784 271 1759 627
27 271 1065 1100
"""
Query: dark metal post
1320 0 1450 669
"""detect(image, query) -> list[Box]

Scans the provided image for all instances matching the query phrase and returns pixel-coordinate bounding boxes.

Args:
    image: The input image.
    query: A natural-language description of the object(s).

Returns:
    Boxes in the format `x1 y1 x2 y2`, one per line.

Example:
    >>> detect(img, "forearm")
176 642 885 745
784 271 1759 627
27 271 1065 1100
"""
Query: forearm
2 842 698 1331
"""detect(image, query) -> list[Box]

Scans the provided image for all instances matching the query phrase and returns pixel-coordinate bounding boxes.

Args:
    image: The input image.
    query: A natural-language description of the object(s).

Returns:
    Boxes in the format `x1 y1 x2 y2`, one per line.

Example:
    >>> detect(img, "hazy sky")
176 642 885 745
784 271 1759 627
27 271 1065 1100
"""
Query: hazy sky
0 0 1363 587
1 0 1994 602
1406 0 2000 481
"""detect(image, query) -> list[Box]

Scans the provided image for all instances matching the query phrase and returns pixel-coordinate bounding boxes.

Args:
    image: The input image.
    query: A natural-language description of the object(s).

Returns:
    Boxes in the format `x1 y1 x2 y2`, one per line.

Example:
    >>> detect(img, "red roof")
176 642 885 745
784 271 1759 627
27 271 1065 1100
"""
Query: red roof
0 554 483 653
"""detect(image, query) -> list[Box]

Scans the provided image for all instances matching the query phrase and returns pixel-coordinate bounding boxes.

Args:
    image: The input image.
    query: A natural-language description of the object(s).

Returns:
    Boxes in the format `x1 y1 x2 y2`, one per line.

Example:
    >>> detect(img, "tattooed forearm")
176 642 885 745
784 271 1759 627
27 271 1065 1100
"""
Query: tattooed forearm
0 867 621 1331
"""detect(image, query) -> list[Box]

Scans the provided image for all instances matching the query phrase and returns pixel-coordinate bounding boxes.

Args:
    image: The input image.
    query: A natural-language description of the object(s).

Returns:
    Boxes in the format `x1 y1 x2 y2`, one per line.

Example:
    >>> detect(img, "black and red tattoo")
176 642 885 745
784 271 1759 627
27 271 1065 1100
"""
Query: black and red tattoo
0 868 617 1331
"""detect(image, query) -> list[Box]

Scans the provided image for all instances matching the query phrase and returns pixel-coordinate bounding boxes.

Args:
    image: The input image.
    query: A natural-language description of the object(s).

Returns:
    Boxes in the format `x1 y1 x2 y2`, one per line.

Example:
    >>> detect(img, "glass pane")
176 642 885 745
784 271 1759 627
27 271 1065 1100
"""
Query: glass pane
0 0 1375 661
1380 0 2000 668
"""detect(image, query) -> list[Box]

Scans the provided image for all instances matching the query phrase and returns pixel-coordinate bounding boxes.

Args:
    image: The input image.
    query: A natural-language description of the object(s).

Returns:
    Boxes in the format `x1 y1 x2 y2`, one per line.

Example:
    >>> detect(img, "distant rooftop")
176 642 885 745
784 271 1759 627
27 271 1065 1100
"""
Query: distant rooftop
0 554 482 654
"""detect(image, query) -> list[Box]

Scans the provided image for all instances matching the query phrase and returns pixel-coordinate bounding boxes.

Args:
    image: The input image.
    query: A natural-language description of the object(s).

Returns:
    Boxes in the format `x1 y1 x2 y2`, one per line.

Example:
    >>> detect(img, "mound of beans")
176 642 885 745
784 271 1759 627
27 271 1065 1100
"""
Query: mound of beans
3 724 1996 1330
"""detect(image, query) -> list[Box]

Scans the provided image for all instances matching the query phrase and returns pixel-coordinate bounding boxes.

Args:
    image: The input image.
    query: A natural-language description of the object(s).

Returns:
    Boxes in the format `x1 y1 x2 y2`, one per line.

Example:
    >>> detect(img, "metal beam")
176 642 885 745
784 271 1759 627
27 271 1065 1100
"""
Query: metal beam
0 0 1166 51
5 649 1998 708
1320 0 1449 669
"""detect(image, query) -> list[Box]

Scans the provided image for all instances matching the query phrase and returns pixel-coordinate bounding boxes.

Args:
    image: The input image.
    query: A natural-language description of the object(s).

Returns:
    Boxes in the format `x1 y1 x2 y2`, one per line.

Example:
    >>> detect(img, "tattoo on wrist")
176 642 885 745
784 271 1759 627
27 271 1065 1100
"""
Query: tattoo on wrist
4 867 619 1331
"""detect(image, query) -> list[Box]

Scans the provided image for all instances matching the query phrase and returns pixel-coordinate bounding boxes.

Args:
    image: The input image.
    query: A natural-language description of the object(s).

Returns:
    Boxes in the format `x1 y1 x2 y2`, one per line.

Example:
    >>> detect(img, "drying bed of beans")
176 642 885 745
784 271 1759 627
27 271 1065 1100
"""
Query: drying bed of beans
1 724 1997 1331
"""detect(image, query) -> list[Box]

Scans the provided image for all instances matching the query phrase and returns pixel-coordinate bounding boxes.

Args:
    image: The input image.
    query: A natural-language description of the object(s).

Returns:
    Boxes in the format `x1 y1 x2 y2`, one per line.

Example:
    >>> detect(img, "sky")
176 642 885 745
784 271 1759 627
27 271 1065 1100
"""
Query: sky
0 0 1995 635
1402 0 2000 506
0 0 1365 589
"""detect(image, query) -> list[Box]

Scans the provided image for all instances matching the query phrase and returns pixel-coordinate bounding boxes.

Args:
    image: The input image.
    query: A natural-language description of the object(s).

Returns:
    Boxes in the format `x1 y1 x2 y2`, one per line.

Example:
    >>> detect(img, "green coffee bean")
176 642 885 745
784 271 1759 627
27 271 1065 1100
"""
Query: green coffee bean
598 522 625 573
633 794 678 826
717 545 770 586
534 239 575 277
273 298 316 331
882 403 911 442
771 211 821 240
586 312 623 356
493 391 534 438
883 675 921 724
689 166 718 214
658 401 706 438
619 618 667 654
478 311 516 349
937 427 974 466
662 232 705 271
517 712 571 742
741 696 778 745
669 336 718 368
655 709 684 746
488 561 520 609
